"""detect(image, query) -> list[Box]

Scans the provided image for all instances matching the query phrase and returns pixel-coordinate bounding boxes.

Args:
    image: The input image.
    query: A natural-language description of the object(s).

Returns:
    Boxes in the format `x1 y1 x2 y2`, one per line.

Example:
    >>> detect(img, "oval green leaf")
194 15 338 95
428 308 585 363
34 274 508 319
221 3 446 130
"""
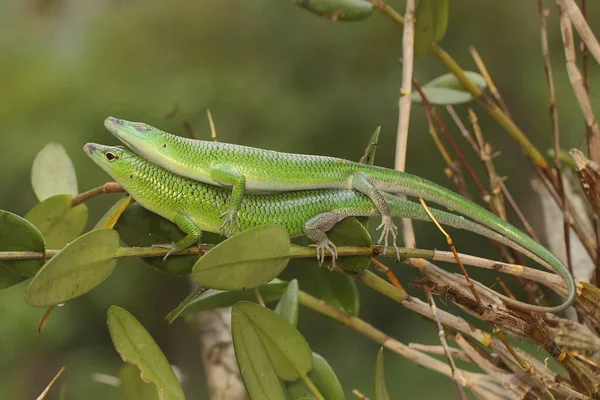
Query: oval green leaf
176 280 290 318
0 210 45 283
25 194 88 249
412 71 487 105
94 195 133 230
294 0 374 21
31 143 78 201
375 347 391 400
192 225 292 290
302 263 360 316
327 217 372 272
114 203 222 276
25 229 119 306
119 363 161 400
286 352 344 400
232 301 312 382
274 279 299 326
108 306 185 400
231 305 287 400
414 0 450 56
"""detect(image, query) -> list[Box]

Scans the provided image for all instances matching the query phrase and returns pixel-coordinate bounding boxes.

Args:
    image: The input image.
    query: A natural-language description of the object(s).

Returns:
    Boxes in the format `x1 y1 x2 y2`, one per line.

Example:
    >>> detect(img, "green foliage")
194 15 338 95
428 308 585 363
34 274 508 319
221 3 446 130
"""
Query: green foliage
375 347 391 400
107 306 185 400
411 71 487 105
414 0 450 56
293 0 374 21
191 225 292 290
25 194 88 249
0 210 45 286
275 278 300 326
232 301 313 399
327 217 372 272
25 229 119 306
119 363 161 400
114 203 205 276
31 143 78 202
302 263 360 316
176 280 290 316
285 352 344 400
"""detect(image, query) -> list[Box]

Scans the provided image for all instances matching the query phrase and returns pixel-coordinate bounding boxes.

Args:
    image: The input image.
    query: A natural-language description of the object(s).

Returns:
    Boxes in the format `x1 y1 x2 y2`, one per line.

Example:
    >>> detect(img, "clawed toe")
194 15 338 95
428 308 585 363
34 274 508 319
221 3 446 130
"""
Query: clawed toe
313 240 338 269
375 217 399 256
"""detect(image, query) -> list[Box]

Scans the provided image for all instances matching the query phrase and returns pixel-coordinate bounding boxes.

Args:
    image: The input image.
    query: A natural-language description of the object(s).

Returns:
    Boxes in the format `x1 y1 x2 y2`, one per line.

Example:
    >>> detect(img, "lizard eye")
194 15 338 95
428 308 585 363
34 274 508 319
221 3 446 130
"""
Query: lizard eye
105 152 118 161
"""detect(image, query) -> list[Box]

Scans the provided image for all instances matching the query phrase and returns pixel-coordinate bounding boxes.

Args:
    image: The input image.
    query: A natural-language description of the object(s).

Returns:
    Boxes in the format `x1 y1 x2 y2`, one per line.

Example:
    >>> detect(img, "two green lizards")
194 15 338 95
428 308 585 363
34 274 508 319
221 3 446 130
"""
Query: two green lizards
102 117 576 313
85 137 575 313
85 128 576 312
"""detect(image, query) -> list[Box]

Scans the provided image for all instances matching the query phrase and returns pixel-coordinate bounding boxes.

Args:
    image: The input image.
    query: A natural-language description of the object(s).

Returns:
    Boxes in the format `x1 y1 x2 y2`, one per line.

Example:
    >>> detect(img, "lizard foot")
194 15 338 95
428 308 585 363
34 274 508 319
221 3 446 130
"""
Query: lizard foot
376 216 400 260
152 242 177 261
312 240 339 271
220 210 242 237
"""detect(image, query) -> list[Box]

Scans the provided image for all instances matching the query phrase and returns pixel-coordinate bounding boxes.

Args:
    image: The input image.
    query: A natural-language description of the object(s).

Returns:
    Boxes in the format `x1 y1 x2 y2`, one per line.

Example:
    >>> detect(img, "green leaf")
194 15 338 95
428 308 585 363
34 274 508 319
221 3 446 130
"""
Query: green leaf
114 203 222 275
327 217 372 272
94 195 133 230
302 263 360 316
232 301 312 382
274 279 299 326
0 210 45 284
375 347 391 400
25 229 119 306
231 306 287 400
286 352 344 400
118 363 161 400
108 306 185 400
192 225 292 290
175 280 290 317
294 0 374 21
412 71 487 105
414 0 450 56
31 142 78 201
25 194 88 249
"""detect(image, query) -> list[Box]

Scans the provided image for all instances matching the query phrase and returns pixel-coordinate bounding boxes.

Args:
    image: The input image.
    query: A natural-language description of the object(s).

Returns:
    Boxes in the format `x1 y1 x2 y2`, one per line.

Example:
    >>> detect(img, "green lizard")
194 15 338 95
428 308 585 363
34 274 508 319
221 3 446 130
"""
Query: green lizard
84 142 576 313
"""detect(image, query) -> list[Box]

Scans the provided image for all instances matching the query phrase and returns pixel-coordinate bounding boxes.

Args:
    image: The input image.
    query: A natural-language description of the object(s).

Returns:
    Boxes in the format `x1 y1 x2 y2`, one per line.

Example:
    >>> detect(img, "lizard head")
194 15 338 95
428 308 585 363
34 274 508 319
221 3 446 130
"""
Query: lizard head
83 142 136 182
104 116 169 156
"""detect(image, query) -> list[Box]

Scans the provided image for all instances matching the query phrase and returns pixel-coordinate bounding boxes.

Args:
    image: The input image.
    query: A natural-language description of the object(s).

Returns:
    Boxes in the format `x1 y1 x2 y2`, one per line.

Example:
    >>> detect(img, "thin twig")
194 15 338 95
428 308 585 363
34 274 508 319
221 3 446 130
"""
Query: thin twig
36 367 66 400
418 197 483 304
407 343 473 363
206 109 218 142
395 0 416 249
424 287 469 400
557 0 600 66
469 47 512 119
413 80 487 197
71 182 124 207
557 3 600 164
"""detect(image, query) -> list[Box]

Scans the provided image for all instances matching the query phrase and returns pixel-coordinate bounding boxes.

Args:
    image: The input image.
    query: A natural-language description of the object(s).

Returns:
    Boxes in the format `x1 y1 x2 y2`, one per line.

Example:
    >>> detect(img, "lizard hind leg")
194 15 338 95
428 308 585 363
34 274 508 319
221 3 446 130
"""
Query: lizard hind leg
351 173 399 256
302 211 346 271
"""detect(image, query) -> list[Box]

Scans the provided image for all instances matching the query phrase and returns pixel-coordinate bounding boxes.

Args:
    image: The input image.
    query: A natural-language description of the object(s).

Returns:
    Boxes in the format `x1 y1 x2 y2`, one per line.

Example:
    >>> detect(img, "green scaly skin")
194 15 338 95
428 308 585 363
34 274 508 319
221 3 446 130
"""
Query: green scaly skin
84 143 575 313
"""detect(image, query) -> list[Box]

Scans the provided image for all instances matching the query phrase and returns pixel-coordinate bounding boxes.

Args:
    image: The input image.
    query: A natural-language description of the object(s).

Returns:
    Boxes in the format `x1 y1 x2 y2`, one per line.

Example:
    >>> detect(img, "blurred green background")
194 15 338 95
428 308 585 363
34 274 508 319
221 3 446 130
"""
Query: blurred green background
1 0 599 399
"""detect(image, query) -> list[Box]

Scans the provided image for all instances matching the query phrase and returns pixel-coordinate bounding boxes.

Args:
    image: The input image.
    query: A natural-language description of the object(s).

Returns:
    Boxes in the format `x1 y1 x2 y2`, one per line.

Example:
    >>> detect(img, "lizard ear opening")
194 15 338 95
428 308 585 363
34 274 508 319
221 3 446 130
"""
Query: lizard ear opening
105 152 118 161
134 124 149 133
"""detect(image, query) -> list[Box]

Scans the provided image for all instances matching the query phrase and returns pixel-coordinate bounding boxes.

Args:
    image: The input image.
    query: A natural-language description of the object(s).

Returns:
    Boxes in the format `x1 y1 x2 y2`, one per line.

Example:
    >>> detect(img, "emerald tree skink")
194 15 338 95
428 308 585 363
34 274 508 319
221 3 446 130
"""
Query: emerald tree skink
84 142 576 313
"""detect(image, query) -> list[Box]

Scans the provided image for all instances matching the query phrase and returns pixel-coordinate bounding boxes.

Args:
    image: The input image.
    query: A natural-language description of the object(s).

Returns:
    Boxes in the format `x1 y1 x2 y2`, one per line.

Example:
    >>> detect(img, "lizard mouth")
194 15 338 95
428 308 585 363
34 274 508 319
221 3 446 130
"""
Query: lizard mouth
104 116 125 129
83 143 97 155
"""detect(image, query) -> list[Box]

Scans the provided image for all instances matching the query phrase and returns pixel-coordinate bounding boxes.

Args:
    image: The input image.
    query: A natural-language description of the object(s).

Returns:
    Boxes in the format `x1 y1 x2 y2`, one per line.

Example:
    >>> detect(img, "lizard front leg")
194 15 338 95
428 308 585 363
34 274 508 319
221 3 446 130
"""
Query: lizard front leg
155 212 203 261
351 173 398 257
210 168 246 236
302 211 349 270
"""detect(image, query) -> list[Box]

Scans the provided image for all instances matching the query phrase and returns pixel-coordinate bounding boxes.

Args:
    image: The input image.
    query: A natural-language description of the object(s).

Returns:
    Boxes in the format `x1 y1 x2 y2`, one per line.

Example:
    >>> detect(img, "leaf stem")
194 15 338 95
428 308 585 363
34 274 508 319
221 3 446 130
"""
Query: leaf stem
71 182 125 207
300 373 325 400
